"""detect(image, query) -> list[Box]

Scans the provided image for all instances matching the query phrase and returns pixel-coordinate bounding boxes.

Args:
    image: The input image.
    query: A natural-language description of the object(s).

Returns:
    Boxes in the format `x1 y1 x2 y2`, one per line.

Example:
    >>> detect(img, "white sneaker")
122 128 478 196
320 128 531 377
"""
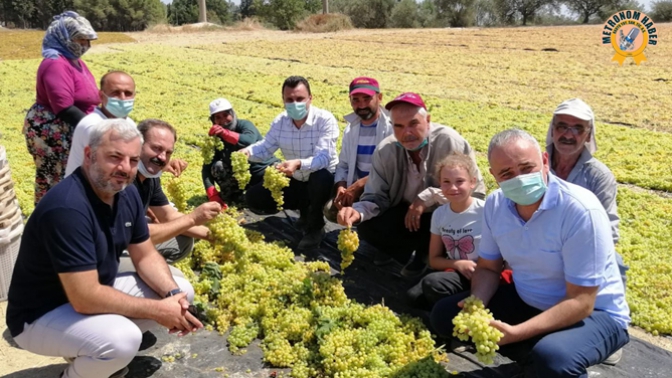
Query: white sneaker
603 348 623 365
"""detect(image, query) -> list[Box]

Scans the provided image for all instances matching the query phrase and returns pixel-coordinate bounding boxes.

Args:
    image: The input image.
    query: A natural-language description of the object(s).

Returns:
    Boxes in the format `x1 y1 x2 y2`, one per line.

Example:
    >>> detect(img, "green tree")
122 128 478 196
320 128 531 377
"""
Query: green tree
168 0 229 25
417 0 440 27
75 0 165 31
11 0 36 28
565 0 617 23
474 0 499 25
494 0 554 25
330 0 395 28
390 0 419 28
651 0 672 21
597 0 643 20
435 0 476 26
254 0 322 29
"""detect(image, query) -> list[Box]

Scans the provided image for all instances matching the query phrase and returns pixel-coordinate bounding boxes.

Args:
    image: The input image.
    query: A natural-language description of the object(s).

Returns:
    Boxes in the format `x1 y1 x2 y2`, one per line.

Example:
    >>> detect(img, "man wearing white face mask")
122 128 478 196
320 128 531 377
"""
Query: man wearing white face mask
242 76 339 250
131 119 222 263
66 71 136 177
430 129 630 376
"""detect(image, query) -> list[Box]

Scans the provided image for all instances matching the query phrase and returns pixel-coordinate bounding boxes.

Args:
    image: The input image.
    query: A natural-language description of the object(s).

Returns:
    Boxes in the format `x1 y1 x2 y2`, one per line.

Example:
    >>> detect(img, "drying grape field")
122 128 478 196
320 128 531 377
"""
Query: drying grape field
1 25 671 377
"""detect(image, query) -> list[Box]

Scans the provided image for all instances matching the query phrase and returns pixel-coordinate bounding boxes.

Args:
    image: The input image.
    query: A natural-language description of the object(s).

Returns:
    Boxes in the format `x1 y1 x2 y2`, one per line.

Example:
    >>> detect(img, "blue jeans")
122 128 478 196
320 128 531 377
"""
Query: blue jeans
430 284 630 378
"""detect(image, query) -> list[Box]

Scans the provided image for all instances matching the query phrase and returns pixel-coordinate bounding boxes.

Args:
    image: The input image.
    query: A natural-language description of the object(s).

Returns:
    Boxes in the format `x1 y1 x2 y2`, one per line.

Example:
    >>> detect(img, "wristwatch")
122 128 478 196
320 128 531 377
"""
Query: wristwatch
165 288 183 298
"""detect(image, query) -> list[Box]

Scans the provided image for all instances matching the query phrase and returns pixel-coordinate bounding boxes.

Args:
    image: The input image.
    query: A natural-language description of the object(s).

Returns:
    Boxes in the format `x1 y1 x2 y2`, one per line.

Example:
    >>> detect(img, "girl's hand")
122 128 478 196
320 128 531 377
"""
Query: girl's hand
454 260 477 280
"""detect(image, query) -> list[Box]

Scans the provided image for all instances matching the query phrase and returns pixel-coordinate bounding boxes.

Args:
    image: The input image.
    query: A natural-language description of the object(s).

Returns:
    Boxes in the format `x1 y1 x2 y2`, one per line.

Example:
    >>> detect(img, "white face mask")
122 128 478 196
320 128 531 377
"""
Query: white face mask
137 160 162 178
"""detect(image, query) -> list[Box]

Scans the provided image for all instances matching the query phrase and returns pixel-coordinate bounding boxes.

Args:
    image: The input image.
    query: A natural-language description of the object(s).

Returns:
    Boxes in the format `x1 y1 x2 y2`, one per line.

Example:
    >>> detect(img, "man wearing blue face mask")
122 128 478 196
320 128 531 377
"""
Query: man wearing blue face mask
337 92 485 277
66 71 136 177
242 76 339 250
430 129 630 377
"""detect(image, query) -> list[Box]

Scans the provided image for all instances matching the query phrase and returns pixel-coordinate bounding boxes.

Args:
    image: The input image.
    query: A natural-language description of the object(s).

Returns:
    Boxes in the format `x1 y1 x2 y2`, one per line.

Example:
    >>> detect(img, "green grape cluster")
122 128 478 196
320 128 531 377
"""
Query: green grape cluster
201 135 224 165
230 151 251 190
172 206 451 377
165 177 189 213
452 295 503 365
337 227 359 274
390 356 454 378
263 166 290 211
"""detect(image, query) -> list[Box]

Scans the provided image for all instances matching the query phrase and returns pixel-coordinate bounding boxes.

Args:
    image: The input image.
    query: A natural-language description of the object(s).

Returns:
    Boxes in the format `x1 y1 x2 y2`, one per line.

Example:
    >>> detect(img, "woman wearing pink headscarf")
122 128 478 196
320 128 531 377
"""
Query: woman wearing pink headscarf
23 11 99 205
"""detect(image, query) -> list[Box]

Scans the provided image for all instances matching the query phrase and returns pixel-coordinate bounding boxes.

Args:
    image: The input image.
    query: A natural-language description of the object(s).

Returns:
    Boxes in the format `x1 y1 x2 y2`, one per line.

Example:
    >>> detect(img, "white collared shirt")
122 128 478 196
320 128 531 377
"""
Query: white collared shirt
248 105 339 182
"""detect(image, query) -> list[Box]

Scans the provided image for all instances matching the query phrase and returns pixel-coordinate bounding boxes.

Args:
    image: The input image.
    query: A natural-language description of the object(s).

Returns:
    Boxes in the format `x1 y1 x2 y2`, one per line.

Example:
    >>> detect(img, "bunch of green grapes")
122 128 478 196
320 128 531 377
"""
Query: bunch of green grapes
337 227 359 274
263 166 290 211
165 178 189 213
201 136 224 165
227 320 259 354
390 356 453 378
452 295 503 364
230 151 251 190
206 210 250 261
170 195 449 377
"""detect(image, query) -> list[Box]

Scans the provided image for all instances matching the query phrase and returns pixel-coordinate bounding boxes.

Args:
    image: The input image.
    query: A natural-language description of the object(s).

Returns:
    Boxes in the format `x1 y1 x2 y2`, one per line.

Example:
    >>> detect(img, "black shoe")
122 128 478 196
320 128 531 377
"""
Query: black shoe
373 251 394 266
60 366 128 378
298 228 325 250
401 255 427 278
295 213 309 231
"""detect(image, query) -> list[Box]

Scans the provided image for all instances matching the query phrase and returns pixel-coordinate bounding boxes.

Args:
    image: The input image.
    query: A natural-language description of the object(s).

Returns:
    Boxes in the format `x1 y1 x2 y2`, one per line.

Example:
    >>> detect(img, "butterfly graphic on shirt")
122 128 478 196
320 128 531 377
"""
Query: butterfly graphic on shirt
441 235 475 260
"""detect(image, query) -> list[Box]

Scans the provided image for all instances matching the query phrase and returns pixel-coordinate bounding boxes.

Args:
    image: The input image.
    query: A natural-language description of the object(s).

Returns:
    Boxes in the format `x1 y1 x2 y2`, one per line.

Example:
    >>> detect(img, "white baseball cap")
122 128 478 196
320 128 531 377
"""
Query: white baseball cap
546 98 597 154
209 98 233 115
552 98 594 121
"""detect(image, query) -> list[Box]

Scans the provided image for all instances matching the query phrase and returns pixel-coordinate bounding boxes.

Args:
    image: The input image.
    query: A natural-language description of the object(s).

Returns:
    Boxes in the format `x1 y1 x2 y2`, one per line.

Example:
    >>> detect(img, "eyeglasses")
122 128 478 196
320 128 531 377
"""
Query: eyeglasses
554 123 589 136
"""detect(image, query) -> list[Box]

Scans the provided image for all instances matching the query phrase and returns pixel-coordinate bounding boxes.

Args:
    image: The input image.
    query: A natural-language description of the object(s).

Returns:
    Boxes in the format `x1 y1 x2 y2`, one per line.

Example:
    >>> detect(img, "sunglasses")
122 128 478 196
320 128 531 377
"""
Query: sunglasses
554 123 589 136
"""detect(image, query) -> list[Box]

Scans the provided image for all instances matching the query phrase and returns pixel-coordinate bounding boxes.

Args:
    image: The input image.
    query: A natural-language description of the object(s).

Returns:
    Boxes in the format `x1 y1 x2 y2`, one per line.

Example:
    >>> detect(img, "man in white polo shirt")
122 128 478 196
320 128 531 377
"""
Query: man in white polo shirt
66 70 136 176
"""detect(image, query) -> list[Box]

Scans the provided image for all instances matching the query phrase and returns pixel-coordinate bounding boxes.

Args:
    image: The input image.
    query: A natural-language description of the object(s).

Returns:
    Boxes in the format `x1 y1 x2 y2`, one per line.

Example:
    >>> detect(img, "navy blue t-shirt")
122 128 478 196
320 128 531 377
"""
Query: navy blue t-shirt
6 167 150 337
133 176 169 212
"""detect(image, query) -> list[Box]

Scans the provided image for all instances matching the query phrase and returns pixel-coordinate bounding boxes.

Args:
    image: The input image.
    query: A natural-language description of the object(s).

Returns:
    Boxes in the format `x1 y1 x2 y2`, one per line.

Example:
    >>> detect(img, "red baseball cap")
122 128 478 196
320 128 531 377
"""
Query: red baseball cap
385 92 427 111
349 77 380 96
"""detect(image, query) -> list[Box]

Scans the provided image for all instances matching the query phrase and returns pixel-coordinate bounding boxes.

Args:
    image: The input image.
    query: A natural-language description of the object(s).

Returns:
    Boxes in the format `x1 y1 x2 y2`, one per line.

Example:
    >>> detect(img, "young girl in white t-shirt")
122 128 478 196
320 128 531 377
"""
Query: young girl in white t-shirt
406 152 485 308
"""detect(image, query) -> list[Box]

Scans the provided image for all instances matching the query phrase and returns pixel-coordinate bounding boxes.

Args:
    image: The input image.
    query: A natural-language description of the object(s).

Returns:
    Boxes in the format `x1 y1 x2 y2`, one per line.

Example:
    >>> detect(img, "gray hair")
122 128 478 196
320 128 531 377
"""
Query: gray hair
88 118 143 152
487 129 542 161
389 105 428 124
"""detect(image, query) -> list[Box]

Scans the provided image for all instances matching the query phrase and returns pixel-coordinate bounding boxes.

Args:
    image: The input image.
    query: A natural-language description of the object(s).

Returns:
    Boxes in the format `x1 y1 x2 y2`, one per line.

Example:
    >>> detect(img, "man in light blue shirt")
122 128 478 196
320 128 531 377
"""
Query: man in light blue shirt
430 129 630 377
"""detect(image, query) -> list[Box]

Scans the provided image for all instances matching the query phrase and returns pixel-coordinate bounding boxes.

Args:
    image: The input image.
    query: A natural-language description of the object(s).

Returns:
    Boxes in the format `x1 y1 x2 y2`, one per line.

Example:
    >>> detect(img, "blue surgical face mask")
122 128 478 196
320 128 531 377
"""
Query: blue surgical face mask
104 94 135 118
499 171 547 206
285 101 308 121
395 138 428 152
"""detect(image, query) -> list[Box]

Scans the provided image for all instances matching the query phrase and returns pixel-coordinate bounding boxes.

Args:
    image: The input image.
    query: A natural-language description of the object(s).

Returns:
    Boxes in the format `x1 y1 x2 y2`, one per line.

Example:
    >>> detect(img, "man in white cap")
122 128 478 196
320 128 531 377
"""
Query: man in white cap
546 98 628 285
203 98 278 207
338 92 485 277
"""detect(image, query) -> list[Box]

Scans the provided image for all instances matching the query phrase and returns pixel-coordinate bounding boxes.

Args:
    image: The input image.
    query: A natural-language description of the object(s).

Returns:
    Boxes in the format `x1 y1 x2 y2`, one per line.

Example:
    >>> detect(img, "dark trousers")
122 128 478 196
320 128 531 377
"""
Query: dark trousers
430 284 630 378
358 204 432 264
245 169 333 232
406 270 471 310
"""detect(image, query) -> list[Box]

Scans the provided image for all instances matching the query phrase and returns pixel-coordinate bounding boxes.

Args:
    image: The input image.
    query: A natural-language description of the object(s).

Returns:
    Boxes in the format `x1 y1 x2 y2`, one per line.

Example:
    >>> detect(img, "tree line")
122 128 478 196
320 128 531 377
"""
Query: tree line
1 0 671 31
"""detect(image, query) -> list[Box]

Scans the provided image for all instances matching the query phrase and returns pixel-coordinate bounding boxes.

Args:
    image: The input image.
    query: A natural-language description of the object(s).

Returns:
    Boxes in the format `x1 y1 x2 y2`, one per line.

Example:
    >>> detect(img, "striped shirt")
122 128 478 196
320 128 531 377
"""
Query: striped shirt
355 121 378 179
248 105 339 182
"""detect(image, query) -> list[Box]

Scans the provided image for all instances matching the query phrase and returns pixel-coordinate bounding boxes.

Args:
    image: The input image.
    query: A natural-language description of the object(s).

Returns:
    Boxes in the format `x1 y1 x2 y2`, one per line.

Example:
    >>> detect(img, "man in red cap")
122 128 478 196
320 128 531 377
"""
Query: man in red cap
324 77 393 224
337 92 485 277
